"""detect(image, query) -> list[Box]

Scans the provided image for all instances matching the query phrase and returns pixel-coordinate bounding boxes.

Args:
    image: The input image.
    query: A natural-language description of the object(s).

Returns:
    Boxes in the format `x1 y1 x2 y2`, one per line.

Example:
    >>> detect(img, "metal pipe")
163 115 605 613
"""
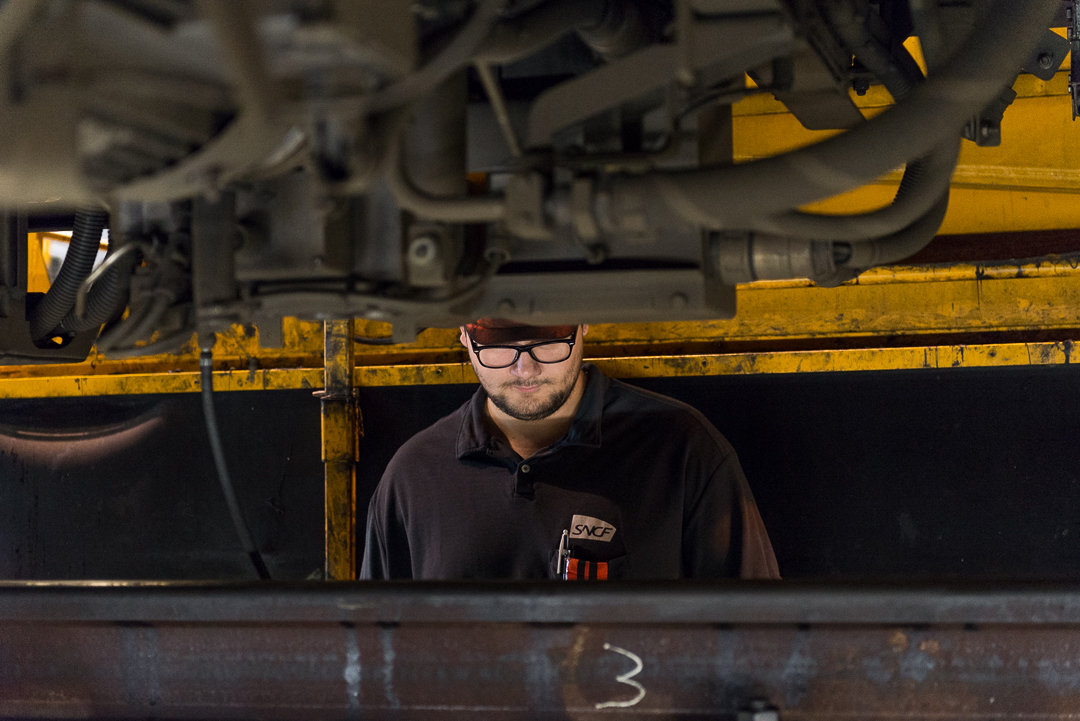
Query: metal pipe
385 112 506 223
196 0 278 123
474 62 522 158
361 0 506 115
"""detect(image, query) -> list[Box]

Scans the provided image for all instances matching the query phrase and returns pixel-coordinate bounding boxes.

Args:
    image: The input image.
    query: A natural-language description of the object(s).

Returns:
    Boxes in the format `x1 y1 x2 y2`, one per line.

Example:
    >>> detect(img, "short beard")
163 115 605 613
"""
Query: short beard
486 368 580 421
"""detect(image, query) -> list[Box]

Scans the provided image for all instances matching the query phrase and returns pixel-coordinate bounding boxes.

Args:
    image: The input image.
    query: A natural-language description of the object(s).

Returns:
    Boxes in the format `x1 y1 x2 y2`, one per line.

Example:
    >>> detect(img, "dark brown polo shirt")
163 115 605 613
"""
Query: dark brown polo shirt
360 364 779 580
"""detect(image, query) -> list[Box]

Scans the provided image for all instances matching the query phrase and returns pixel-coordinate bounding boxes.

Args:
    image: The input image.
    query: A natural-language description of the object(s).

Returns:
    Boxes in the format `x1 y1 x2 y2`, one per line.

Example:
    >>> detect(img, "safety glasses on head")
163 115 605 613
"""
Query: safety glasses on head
467 327 578 369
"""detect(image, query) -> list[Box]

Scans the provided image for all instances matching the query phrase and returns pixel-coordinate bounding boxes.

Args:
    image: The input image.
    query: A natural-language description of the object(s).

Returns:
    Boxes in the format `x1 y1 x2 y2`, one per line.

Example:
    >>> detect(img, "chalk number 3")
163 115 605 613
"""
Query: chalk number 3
595 643 647 710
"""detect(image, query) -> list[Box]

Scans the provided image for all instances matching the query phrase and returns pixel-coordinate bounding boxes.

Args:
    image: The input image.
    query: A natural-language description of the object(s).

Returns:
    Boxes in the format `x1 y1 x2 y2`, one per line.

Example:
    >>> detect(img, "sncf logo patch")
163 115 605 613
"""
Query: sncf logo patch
569 514 616 542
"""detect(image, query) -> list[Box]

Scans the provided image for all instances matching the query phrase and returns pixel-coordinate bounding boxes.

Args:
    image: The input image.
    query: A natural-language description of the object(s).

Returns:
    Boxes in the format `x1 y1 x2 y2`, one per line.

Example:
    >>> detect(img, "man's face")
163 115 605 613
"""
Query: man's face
460 325 589 422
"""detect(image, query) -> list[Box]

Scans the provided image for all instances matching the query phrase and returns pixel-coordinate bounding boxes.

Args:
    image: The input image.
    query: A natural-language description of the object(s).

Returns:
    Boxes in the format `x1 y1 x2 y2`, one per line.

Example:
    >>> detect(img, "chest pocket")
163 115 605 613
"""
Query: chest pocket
548 551 630 580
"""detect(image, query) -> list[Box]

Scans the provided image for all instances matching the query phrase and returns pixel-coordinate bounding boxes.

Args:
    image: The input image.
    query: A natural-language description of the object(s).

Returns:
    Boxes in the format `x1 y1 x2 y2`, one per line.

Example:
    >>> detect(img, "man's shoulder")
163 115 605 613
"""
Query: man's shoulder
382 400 473 481
603 376 736 458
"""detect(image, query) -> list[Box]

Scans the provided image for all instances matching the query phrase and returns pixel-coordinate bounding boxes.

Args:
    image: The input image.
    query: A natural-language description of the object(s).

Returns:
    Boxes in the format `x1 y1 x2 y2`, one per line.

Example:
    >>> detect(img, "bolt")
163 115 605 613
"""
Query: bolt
311 255 324 269
669 292 689 309
408 235 440 266
497 299 516 314
1039 52 1053 70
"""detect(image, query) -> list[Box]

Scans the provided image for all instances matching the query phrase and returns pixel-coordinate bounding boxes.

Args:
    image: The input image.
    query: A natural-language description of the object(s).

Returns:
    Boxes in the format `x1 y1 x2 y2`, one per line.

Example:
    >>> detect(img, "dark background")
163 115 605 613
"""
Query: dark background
1 364 1077 580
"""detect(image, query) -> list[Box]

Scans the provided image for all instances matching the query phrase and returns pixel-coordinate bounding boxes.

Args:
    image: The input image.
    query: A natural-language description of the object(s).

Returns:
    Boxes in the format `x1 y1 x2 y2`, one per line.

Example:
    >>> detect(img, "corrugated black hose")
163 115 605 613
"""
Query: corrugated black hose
29 206 108 342
56 243 138 335
200 346 271 580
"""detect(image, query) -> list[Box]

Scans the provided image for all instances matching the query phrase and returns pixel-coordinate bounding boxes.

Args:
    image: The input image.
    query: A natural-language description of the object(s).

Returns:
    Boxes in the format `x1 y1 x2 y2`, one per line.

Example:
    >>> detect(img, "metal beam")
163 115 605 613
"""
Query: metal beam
0 338 1074 397
3 582 1080 718
2 260 1080 396
319 320 358 580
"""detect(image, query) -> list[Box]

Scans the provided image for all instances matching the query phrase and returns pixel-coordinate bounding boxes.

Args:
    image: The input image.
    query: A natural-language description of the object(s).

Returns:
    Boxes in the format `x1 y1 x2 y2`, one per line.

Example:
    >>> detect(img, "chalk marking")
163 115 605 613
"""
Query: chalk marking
596 643 646 710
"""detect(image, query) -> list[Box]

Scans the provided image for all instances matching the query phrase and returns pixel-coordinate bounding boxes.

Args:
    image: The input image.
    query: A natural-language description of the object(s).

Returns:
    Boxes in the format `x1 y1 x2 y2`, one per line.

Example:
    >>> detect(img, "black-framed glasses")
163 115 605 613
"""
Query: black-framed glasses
468 328 578 369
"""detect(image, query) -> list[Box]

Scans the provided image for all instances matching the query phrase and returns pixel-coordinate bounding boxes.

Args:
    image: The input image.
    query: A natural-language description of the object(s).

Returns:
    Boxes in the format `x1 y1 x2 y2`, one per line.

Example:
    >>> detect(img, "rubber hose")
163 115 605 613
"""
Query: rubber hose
741 0 958 241
623 0 1056 228
841 185 951 268
29 206 108 342
56 245 137 335
751 138 958 240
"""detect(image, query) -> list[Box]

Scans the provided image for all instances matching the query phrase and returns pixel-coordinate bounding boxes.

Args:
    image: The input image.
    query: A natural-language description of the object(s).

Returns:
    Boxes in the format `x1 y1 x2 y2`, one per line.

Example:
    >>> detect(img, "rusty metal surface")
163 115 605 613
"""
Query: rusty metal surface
320 319 358 580
4 582 1080 719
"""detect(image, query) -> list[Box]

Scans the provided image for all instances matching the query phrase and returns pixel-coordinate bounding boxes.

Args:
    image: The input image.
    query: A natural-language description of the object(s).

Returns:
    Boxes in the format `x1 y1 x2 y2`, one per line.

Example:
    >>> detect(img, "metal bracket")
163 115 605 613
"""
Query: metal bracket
962 85 1018 147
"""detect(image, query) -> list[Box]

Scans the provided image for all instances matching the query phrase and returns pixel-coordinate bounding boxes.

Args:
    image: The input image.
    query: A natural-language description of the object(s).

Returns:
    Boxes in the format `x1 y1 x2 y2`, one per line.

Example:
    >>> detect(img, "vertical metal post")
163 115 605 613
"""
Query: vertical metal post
0 212 28 290
319 319 358 580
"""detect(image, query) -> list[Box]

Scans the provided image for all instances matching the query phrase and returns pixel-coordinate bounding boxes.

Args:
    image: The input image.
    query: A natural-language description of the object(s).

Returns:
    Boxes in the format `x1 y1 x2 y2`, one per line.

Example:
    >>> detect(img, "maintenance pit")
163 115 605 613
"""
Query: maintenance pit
2 0 1080 716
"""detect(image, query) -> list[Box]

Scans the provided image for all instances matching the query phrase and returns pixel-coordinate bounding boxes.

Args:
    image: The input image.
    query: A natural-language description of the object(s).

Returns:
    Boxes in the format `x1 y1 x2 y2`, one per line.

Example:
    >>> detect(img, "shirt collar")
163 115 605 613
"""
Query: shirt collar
455 363 607 461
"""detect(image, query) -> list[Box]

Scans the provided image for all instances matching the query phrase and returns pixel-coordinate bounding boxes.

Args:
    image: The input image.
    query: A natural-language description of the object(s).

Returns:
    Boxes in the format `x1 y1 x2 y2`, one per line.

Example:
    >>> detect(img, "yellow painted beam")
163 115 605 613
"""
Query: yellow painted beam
593 342 1078 379
0 367 321 399
0 339 1070 398
345 260 1080 356
2 260 1080 384
352 340 1079 387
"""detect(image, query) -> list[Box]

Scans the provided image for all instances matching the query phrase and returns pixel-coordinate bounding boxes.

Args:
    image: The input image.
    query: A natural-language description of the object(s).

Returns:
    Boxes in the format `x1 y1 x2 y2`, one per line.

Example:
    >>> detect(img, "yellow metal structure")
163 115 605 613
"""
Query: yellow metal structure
0 337 1070 397
1 260 1078 396
319 320 358 580
354 339 1080 386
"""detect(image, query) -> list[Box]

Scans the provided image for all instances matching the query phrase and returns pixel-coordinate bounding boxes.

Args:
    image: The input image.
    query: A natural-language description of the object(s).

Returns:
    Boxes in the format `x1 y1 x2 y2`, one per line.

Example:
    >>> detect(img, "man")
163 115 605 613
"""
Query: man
360 319 779 580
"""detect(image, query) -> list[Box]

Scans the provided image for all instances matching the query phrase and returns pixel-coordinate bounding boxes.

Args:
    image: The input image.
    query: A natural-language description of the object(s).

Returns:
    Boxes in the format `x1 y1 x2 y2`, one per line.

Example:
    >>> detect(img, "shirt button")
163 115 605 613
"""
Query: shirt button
520 464 531 473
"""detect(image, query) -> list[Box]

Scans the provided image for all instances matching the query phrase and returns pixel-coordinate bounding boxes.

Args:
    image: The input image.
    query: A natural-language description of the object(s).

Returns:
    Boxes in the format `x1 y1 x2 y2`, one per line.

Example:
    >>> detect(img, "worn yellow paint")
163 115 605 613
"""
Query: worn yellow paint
321 320 357 581
0 336 1074 397
0 319 327 380
732 66 1080 234
349 340 1080 386
0 367 321 399
594 343 1078 378
346 260 1080 356
1 260 1079 389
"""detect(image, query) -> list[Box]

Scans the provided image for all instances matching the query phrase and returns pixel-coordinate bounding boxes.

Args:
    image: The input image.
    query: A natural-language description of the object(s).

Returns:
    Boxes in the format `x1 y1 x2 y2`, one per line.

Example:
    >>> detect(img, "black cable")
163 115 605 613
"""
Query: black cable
200 345 271 580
